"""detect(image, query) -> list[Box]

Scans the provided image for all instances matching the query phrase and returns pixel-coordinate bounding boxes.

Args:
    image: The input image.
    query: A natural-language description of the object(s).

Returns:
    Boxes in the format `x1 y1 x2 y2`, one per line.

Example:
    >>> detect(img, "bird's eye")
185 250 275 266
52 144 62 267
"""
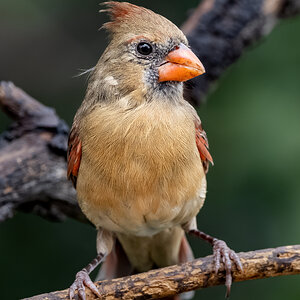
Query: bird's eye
137 42 153 56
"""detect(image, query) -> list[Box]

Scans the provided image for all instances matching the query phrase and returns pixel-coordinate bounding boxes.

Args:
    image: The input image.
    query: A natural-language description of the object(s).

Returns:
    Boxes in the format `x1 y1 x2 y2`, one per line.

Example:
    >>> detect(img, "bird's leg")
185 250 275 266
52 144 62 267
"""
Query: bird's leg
183 219 243 298
69 253 104 300
69 229 114 300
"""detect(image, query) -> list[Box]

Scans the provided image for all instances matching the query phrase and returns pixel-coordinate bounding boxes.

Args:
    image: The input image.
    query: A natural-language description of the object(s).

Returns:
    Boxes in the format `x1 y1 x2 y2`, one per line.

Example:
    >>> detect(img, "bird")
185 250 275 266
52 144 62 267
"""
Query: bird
67 2 242 299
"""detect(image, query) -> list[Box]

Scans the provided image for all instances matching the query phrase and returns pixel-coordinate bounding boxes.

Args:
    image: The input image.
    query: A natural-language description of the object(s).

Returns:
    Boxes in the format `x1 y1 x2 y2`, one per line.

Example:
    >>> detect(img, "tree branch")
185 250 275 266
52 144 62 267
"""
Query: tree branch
0 82 86 223
24 245 300 300
182 0 300 105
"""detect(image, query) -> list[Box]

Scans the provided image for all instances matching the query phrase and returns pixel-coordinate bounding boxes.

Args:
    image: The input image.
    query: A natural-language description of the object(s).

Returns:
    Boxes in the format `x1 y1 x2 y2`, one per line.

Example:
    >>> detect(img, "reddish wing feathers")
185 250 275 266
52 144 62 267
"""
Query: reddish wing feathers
67 126 82 188
195 122 213 174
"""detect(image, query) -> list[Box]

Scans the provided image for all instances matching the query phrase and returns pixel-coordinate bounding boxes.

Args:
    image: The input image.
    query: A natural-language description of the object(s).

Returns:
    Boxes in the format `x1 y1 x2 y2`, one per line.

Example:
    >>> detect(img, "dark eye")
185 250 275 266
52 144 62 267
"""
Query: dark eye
137 42 153 56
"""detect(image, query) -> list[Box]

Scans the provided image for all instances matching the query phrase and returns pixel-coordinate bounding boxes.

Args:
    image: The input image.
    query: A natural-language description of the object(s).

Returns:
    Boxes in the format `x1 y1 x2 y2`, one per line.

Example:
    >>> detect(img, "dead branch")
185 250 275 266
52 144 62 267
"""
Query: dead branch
24 245 300 300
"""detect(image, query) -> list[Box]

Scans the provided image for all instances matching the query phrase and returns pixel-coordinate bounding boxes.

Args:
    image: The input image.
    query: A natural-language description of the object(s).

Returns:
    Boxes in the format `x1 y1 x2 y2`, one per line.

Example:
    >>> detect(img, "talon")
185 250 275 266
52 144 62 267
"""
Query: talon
69 270 100 300
224 262 232 298
212 239 241 298
225 280 231 298
78 287 86 300
230 251 243 272
85 279 101 297
214 249 221 274
69 288 74 300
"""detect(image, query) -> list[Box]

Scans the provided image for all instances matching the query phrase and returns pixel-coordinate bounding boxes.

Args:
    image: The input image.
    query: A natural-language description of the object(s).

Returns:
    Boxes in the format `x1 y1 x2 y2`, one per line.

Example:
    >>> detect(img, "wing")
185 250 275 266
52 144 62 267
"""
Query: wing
67 125 82 188
195 121 213 174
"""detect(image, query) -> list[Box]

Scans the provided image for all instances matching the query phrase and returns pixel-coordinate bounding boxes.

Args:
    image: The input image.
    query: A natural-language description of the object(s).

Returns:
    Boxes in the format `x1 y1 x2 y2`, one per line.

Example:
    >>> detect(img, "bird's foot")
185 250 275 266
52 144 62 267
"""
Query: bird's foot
212 239 243 298
69 270 101 300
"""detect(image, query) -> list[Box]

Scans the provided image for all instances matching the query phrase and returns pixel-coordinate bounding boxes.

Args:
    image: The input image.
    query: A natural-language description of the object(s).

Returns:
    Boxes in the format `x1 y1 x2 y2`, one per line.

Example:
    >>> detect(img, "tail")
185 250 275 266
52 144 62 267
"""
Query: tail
97 227 195 300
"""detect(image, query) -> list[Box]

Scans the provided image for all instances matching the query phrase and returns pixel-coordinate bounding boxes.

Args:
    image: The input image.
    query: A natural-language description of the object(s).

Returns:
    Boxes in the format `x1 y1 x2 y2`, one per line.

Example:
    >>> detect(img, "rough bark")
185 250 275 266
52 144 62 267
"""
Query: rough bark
182 0 300 105
24 245 300 300
0 82 86 223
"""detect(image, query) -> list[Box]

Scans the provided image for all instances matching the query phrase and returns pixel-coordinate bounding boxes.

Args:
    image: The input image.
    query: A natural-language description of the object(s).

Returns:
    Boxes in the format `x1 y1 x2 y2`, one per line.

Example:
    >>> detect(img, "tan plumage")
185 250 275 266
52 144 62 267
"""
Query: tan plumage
77 100 206 233
69 3 209 269
67 3 241 300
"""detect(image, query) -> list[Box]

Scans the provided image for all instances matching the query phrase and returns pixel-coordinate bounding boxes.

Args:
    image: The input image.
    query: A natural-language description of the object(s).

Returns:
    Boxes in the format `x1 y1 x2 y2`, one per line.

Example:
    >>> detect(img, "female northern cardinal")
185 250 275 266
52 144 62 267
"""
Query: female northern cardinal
67 2 242 299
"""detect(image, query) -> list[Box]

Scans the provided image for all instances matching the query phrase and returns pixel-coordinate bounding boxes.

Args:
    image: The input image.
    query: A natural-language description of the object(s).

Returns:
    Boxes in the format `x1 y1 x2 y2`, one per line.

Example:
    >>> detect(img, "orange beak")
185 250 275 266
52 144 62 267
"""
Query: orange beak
158 43 205 82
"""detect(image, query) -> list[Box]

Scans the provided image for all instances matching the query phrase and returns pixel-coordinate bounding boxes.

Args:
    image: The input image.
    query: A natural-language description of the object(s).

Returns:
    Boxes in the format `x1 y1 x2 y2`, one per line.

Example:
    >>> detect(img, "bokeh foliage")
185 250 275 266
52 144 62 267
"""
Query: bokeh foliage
0 1 299 299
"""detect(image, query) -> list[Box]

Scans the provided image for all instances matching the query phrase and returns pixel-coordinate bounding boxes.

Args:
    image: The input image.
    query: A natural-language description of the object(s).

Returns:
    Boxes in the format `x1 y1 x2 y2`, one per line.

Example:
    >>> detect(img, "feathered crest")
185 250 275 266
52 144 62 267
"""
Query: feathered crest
100 2 152 30
99 1 179 38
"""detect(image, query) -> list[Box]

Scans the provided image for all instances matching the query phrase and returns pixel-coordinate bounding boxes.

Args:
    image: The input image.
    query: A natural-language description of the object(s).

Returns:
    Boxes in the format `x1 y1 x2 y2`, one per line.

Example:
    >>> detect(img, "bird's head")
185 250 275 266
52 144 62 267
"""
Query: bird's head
91 2 205 104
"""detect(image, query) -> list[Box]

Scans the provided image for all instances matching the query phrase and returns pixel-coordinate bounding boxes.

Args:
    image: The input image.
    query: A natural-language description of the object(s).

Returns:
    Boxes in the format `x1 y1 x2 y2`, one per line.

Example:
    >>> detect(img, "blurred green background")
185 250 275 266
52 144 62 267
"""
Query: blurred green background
1 1 300 299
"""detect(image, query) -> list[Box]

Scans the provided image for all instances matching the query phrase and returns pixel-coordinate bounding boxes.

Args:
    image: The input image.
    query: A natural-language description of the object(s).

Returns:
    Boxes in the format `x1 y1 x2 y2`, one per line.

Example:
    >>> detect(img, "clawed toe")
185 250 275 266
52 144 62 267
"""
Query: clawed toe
69 270 100 300
212 239 242 298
